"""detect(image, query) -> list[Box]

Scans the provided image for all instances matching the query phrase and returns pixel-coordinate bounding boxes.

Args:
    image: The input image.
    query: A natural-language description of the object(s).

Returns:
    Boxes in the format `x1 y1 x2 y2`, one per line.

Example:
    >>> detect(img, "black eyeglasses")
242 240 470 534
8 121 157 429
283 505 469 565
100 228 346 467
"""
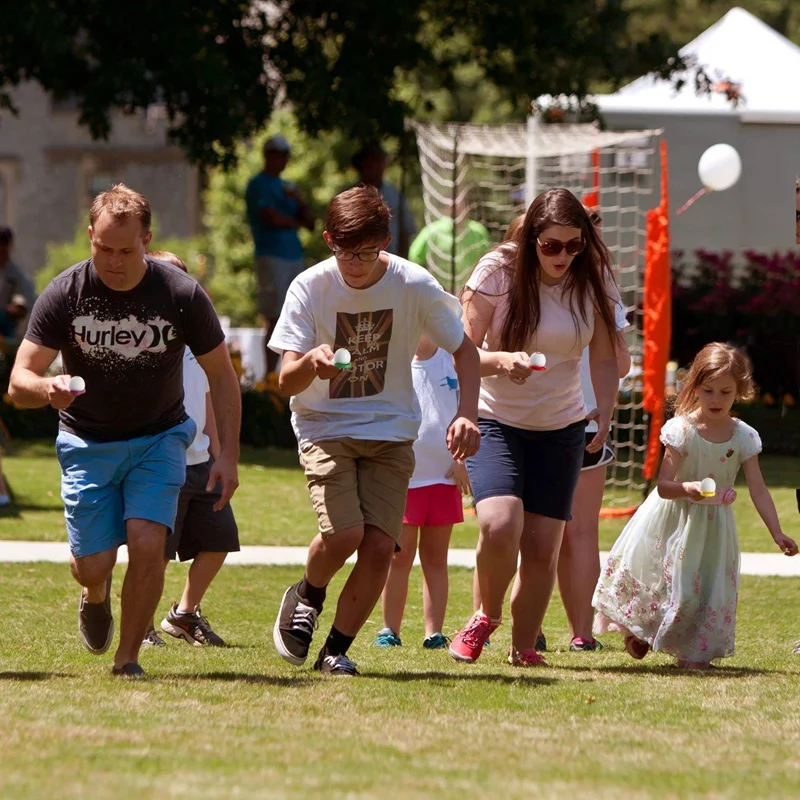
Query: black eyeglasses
330 248 381 262
536 237 585 257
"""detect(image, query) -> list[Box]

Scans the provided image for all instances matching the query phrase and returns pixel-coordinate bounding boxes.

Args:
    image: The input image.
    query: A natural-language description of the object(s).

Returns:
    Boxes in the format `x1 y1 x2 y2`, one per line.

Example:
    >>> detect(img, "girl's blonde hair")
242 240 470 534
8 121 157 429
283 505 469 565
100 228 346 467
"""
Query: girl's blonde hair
148 250 188 272
674 342 755 416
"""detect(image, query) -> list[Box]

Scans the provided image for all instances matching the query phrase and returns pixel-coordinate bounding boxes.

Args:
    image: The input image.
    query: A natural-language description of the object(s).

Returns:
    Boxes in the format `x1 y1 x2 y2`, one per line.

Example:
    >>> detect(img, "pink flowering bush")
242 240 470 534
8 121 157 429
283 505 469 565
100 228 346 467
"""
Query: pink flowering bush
671 249 800 400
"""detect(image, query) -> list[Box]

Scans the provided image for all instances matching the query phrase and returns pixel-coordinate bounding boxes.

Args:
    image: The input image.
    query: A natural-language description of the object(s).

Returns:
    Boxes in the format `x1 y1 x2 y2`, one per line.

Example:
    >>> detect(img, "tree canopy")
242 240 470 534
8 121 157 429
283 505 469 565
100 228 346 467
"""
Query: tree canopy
1 0 795 167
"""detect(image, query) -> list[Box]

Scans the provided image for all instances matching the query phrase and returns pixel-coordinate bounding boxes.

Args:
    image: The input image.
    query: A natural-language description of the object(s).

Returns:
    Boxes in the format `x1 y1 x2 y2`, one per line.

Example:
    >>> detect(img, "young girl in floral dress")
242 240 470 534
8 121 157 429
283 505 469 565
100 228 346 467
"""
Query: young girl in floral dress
593 342 797 669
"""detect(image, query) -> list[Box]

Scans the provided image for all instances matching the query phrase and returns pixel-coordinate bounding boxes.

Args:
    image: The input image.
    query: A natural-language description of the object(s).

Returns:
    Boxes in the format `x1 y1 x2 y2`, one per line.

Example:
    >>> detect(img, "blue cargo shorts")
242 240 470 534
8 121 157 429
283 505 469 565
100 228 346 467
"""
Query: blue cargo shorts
55 417 197 558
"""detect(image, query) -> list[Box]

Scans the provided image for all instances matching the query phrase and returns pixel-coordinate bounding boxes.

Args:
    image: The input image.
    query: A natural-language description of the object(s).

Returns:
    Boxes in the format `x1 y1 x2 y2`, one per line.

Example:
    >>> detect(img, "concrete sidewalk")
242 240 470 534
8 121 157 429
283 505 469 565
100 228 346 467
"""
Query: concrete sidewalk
0 540 799 577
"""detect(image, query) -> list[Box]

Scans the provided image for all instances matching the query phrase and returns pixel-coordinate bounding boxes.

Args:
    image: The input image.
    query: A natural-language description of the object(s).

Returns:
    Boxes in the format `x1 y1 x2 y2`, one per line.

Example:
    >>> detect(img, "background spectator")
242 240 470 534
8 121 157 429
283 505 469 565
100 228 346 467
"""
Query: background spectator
351 142 416 259
245 135 316 375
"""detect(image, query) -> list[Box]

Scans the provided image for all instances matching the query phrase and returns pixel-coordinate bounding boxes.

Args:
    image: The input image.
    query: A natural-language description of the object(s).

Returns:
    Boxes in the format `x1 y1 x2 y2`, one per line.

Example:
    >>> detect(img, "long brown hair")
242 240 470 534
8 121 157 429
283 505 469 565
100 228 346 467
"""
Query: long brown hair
503 214 525 243
674 342 755 416
467 188 617 352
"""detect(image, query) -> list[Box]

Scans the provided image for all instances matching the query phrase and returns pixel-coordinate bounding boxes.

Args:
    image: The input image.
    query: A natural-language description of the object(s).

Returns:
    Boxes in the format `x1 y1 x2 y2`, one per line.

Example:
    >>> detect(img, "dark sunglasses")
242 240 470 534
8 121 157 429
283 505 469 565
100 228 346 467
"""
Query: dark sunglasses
536 237 585 257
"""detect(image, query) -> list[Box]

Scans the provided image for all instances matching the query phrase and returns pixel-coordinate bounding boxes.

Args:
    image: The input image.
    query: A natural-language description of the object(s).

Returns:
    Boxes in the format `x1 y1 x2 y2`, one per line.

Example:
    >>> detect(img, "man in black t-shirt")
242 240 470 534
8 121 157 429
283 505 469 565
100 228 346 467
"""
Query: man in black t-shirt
9 184 242 678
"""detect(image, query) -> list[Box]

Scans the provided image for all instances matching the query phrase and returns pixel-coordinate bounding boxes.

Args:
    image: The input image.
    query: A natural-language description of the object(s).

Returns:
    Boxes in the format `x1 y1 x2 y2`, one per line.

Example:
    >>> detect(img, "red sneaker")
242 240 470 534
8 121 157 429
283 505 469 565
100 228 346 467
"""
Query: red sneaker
449 613 499 663
508 646 548 667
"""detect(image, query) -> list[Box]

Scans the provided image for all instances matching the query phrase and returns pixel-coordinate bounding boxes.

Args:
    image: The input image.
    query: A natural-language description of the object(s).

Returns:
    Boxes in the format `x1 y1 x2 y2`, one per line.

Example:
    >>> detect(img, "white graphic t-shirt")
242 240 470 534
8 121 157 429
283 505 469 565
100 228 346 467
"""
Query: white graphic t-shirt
25 258 223 441
409 347 459 489
269 255 464 446
183 347 211 465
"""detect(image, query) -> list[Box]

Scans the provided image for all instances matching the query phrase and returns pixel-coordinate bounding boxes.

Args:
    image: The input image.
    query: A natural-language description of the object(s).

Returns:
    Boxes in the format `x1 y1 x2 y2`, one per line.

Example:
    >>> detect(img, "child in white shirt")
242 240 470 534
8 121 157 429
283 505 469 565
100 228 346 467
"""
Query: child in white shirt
374 338 471 650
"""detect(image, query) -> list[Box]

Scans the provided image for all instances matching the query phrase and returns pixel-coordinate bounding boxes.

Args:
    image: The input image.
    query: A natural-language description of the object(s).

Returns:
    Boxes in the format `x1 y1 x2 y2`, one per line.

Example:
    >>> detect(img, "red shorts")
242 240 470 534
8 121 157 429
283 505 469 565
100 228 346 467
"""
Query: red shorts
403 483 464 527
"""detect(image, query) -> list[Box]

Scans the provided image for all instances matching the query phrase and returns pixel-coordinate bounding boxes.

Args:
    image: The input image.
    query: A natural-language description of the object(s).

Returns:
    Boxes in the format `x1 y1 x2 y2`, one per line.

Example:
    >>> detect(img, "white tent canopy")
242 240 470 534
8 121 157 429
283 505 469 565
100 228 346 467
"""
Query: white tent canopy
596 7 800 123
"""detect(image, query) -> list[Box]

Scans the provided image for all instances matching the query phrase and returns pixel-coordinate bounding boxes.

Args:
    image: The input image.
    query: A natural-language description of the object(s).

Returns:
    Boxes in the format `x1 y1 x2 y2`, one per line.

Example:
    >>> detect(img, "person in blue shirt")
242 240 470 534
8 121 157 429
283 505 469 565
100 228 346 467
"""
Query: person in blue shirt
245 135 316 374
351 142 416 259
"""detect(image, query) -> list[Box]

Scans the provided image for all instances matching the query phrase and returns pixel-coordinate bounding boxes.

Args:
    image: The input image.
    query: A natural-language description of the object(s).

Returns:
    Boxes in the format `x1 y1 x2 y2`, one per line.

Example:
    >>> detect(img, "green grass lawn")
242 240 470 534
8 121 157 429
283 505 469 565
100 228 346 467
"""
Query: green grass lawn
1 562 800 798
1 441 798 553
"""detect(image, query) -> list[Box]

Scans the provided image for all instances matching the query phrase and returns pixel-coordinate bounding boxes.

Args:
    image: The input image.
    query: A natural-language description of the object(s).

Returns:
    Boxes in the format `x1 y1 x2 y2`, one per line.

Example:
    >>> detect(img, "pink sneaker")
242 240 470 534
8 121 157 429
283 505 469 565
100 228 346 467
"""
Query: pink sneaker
508 646 548 667
449 613 499 663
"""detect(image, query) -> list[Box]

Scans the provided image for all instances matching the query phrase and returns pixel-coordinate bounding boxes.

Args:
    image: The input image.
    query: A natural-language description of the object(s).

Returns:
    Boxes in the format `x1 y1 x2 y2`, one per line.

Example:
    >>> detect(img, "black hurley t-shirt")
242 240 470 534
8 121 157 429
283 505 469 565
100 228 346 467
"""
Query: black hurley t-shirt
25 258 225 442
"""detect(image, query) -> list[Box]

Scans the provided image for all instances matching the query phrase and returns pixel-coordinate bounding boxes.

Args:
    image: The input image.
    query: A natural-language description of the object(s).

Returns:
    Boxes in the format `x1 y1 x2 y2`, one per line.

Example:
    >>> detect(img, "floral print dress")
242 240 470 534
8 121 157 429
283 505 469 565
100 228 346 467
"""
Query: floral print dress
593 416 762 662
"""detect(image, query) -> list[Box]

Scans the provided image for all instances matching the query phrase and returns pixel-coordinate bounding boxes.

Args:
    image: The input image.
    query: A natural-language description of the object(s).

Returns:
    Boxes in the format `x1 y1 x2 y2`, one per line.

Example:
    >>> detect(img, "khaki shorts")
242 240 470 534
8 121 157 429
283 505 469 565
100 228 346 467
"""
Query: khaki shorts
298 438 416 546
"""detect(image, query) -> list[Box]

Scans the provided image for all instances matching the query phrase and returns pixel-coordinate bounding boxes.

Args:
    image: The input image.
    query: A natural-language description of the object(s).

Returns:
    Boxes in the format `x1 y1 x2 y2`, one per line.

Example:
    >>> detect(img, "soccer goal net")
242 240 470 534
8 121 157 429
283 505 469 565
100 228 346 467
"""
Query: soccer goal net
409 116 663 512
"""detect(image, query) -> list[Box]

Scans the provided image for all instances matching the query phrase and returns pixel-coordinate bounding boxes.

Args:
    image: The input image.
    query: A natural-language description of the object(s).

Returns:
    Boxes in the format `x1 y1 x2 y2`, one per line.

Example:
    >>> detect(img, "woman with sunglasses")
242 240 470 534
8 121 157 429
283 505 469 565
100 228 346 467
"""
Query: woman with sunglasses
449 188 620 667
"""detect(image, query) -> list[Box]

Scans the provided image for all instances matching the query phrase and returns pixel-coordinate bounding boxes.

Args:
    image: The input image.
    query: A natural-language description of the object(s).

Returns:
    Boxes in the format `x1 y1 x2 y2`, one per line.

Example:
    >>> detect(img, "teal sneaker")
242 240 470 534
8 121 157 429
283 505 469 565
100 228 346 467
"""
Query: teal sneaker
569 637 605 652
372 627 402 647
422 632 451 650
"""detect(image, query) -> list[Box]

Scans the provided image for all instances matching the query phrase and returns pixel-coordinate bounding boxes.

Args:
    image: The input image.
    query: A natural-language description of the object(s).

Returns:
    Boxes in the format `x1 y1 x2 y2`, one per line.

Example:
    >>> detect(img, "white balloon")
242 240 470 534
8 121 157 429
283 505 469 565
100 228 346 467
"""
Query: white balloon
698 144 741 192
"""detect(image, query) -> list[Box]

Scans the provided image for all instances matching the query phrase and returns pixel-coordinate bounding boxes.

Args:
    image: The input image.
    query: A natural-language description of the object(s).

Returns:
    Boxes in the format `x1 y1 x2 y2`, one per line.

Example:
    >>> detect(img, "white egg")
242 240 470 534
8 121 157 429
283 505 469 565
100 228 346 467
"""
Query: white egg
700 477 716 496
333 348 351 366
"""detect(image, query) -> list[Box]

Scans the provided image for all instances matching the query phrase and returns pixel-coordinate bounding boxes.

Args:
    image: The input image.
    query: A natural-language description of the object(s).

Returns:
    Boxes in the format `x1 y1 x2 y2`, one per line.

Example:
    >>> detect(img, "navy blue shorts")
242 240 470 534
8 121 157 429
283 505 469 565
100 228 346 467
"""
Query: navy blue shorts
467 418 587 521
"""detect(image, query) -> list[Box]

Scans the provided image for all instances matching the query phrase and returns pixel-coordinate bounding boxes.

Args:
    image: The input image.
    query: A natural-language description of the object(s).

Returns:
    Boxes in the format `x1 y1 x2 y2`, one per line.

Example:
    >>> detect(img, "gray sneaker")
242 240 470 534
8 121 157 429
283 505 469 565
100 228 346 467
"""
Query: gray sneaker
161 604 225 647
142 627 166 647
313 651 359 677
78 574 114 654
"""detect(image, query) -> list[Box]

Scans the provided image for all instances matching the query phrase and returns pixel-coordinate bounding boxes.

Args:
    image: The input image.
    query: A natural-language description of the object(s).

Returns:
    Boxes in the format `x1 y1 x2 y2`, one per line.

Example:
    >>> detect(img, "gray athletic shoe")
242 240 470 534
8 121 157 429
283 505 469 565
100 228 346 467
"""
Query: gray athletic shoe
161 604 226 647
314 651 358 676
142 627 166 647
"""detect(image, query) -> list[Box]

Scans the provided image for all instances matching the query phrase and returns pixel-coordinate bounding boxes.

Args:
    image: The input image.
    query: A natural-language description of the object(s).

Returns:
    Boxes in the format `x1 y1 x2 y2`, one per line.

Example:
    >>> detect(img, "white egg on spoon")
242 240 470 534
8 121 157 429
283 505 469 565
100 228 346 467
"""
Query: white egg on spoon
68 376 86 396
333 348 352 369
528 352 546 372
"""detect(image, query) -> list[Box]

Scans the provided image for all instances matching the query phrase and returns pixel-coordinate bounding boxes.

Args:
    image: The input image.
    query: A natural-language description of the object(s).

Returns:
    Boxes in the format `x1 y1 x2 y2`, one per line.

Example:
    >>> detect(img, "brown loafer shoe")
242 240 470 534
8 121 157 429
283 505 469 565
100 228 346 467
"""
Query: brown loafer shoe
111 662 146 678
78 574 114 654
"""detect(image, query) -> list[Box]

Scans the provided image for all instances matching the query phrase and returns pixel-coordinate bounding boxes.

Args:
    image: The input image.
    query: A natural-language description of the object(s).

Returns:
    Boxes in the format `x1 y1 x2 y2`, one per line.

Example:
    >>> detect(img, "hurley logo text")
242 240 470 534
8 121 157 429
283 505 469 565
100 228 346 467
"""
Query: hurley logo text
72 314 178 359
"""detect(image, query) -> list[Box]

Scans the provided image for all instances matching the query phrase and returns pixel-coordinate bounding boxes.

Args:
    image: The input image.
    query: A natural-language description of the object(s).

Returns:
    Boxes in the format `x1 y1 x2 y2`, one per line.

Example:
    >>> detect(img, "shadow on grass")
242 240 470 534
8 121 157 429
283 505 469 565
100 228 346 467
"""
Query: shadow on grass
0 502 62 515
363 670 557 687
561 663 787 678
0 671 73 681
157 671 314 686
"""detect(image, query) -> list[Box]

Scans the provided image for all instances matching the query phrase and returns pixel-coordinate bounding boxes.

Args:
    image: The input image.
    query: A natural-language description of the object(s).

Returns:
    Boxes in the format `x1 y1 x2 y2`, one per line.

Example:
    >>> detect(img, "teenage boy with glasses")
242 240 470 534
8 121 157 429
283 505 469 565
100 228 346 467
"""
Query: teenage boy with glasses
268 185 481 676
